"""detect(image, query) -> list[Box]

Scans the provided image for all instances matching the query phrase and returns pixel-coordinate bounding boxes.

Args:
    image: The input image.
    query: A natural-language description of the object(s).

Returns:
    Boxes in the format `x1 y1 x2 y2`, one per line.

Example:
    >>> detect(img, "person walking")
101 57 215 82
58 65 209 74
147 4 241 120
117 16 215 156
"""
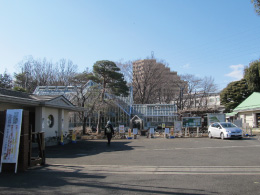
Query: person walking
105 121 114 145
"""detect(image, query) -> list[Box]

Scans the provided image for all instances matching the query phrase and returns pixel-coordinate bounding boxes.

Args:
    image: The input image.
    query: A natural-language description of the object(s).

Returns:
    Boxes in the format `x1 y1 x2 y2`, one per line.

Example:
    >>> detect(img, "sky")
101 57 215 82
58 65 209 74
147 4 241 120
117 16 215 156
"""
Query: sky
0 0 260 91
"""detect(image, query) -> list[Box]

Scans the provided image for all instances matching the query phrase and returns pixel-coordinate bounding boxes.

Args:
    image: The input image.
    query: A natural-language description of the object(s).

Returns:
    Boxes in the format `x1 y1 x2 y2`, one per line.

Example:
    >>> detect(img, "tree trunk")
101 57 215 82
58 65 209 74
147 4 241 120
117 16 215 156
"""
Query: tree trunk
82 116 87 135
97 110 102 134
96 82 106 134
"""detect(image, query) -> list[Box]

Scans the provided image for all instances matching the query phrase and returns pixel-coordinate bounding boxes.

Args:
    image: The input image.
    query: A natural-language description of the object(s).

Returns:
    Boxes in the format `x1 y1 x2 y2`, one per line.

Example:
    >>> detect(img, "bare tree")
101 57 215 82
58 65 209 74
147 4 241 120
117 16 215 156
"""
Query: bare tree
252 0 260 15
199 76 218 108
132 59 171 104
57 59 78 85
116 60 133 84
14 56 78 92
179 74 202 110
69 72 101 134
178 74 218 112
117 58 184 105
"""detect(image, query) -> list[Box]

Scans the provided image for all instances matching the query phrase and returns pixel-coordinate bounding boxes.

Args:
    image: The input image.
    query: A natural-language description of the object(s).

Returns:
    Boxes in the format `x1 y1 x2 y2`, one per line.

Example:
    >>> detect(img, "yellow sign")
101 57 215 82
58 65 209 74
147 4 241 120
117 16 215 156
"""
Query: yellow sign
128 129 132 137
72 131 76 143
60 130 64 145
170 128 174 136
162 123 165 128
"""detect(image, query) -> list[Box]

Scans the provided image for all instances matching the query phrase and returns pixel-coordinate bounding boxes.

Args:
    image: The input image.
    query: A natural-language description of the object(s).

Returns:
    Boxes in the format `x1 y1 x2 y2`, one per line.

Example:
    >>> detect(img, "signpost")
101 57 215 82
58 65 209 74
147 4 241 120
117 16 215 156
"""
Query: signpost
174 121 182 137
149 127 154 138
119 125 125 138
133 128 138 139
0 109 23 173
127 128 132 139
165 128 169 138
182 117 201 137
170 128 175 138
182 117 202 127
119 125 125 134
72 130 77 143
60 130 64 145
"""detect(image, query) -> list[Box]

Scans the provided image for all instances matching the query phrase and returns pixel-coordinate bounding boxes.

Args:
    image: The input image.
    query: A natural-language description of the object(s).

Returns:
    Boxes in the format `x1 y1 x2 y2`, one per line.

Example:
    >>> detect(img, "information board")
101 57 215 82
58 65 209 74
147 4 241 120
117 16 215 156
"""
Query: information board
165 128 170 134
207 113 226 125
174 121 182 132
0 109 23 173
119 125 125 133
182 117 201 127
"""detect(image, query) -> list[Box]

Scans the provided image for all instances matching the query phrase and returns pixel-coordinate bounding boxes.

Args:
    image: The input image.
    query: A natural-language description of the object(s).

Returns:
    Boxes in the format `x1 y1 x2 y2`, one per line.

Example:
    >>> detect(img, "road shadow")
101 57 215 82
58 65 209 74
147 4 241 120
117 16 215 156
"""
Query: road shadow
0 164 217 195
44 140 140 159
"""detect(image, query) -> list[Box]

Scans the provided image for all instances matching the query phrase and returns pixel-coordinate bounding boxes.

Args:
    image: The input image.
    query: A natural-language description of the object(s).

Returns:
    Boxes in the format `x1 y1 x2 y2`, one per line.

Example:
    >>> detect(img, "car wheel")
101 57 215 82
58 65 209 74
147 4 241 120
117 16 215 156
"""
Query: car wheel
208 132 212 139
221 133 224 140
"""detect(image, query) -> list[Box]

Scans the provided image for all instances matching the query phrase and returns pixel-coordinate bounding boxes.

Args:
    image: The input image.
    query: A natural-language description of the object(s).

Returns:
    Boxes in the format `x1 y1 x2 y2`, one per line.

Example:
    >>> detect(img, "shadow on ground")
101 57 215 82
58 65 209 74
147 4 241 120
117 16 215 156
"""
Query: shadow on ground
44 140 139 158
0 164 217 195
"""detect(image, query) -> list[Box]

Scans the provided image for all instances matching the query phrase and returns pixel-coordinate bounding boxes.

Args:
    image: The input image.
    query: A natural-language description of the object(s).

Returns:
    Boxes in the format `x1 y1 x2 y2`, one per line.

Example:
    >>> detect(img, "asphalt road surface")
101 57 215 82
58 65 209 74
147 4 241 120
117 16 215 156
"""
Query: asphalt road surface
1 136 260 194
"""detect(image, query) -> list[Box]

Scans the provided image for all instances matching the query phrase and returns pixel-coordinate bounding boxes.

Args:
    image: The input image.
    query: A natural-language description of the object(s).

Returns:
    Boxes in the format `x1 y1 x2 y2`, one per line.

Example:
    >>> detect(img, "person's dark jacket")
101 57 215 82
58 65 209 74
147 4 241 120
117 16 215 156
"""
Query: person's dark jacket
105 124 114 135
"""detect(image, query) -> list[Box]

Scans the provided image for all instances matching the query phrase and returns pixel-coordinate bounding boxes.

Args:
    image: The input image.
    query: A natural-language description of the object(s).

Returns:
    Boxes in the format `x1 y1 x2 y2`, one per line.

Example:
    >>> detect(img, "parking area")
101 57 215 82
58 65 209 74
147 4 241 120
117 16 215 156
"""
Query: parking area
1 136 260 195
44 136 260 167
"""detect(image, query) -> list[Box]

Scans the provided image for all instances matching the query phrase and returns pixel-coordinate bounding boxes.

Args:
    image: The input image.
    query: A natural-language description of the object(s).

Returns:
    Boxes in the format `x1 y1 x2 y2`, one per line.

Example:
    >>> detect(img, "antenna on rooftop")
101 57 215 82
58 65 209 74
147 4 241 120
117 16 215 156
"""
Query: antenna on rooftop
151 51 154 59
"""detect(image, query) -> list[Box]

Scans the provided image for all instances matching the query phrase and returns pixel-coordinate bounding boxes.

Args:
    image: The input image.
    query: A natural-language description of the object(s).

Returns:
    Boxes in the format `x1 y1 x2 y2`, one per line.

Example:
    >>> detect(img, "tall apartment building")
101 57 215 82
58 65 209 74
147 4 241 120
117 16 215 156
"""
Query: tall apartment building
133 59 184 104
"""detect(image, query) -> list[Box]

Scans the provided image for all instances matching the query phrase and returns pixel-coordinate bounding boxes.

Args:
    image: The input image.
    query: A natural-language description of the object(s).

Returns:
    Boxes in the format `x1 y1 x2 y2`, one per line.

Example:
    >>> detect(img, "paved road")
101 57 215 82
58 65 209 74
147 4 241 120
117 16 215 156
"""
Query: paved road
1 136 260 194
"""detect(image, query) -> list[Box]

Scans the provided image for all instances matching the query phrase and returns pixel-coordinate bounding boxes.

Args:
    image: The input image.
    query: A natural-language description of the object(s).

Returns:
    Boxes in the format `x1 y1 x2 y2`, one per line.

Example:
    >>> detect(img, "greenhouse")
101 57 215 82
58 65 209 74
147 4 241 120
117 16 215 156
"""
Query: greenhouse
33 81 178 129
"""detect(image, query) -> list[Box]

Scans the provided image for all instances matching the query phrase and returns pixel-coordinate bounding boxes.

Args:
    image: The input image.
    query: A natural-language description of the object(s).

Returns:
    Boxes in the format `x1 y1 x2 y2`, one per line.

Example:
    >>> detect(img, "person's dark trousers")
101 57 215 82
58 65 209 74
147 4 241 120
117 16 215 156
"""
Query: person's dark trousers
107 133 112 144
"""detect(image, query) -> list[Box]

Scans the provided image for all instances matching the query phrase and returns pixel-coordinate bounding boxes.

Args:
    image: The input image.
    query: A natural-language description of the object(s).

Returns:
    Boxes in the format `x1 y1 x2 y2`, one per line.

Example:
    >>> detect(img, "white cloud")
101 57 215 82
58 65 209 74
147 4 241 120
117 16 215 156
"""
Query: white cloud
225 64 244 81
181 63 190 69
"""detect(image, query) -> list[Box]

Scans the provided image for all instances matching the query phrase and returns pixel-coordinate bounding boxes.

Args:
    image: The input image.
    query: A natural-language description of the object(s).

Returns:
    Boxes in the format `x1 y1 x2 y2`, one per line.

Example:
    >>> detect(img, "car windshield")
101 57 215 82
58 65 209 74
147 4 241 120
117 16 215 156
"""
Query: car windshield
220 123 236 128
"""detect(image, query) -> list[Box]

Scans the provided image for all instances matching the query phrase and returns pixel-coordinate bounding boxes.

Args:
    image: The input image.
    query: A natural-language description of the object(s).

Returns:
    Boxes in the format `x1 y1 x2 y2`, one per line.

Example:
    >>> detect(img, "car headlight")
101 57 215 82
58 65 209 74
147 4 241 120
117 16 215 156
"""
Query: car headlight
227 130 231 133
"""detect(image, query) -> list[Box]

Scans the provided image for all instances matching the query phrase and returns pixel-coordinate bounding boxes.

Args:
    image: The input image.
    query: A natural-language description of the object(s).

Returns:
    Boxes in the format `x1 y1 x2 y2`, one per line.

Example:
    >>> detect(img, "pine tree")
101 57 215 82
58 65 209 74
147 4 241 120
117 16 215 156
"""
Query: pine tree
91 60 129 133
0 71 13 89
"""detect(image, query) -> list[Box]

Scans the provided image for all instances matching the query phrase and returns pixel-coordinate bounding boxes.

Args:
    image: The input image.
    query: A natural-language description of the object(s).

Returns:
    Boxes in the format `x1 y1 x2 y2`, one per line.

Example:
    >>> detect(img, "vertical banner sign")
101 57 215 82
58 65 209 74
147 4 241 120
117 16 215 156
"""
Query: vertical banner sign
170 128 174 137
72 130 76 143
174 121 182 132
119 125 125 134
128 129 132 137
0 109 23 173
127 128 132 139
60 130 64 145
165 128 169 138
150 128 155 134
133 128 138 139
133 128 138 135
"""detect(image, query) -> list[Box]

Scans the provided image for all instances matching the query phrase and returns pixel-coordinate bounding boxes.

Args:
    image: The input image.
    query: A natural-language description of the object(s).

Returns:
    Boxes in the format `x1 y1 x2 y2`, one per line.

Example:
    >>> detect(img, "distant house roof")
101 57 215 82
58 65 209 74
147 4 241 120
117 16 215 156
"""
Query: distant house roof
234 92 260 112
0 88 83 112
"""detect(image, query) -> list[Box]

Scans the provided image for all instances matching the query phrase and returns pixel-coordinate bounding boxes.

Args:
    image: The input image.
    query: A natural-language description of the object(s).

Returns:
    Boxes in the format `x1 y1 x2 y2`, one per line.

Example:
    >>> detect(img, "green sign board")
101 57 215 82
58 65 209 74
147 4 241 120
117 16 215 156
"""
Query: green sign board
207 113 226 125
182 117 201 127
